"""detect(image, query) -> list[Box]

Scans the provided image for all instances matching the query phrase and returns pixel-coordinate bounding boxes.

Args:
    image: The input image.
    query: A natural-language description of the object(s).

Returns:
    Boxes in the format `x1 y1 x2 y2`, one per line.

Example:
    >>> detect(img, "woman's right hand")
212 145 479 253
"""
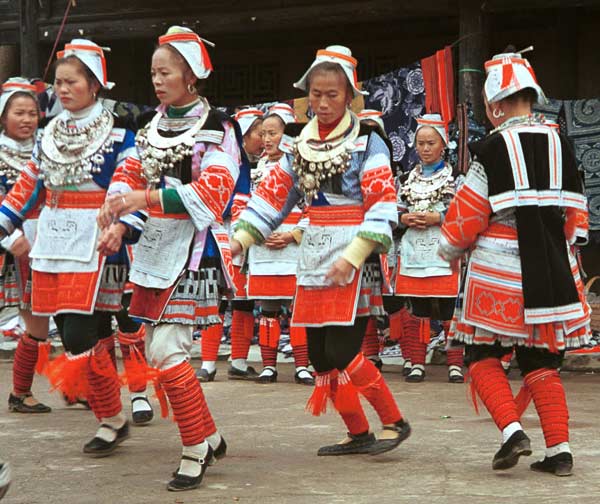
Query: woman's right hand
230 238 243 258
400 212 427 229
9 236 31 258
97 223 126 256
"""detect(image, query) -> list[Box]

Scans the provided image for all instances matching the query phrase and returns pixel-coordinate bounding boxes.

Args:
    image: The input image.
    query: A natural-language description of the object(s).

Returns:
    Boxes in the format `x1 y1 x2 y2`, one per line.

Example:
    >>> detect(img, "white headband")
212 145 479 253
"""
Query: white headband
294 45 367 98
159 26 214 80
235 108 264 136
0 77 37 117
415 113 448 145
484 52 546 104
267 103 297 125
58 39 114 90
358 109 385 132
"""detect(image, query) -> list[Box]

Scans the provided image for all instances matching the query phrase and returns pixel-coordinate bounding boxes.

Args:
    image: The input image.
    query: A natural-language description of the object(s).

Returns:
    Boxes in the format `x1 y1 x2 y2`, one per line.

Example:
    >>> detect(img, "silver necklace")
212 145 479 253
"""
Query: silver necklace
0 140 32 185
39 107 114 186
136 97 210 184
401 163 454 212
291 116 360 200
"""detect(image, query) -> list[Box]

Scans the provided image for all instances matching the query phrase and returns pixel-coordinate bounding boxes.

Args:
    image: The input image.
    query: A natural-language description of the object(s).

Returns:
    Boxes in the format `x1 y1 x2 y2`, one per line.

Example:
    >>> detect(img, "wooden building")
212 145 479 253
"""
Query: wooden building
1 0 599 119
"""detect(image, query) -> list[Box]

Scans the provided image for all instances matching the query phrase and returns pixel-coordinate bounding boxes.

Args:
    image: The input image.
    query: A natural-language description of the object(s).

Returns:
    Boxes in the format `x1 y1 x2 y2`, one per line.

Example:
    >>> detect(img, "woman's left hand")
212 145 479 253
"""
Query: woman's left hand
324 257 355 287
264 232 295 250
103 191 148 222
97 223 127 256
415 211 441 227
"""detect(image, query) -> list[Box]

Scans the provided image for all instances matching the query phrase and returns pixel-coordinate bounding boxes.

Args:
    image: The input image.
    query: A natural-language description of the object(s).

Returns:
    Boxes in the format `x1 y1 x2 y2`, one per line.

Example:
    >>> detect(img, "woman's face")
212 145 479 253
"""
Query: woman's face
308 70 351 125
54 61 99 112
243 120 264 157
151 46 196 107
415 126 445 165
1 95 39 141
262 116 285 159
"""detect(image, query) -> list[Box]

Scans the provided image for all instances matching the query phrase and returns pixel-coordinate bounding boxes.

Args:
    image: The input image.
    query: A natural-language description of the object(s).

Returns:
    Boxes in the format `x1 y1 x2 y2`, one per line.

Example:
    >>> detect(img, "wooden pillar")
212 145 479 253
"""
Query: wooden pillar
0 46 18 83
458 0 487 124
19 0 40 78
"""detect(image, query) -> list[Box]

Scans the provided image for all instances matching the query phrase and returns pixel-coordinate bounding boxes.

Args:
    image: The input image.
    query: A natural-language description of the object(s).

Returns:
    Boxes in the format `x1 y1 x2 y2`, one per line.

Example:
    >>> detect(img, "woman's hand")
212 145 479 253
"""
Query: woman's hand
9 236 31 258
230 239 243 258
97 223 127 256
98 191 147 229
400 212 441 229
264 231 295 250
324 257 355 287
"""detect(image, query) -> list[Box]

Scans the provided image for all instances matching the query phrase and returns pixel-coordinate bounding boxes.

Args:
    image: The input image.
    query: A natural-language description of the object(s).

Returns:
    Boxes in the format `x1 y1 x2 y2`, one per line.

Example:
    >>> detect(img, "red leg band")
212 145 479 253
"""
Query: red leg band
469 358 519 431
330 370 370 435
87 342 122 420
346 353 402 425
117 327 147 393
525 368 569 447
361 318 380 358
446 347 464 368
200 323 222 362
402 311 420 363
13 335 40 395
260 345 278 368
388 308 405 342
230 310 254 360
101 335 117 370
159 361 208 446
292 344 309 368
258 317 280 349
289 325 307 347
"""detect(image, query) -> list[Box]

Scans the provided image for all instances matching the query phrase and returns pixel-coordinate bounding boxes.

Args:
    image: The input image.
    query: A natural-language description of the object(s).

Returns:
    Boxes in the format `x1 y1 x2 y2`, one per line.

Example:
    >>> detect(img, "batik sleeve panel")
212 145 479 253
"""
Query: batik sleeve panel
236 154 299 242
0 158 44 235
107 153 148 233
177 123 241 232
357 134 397 252
439 160 491 260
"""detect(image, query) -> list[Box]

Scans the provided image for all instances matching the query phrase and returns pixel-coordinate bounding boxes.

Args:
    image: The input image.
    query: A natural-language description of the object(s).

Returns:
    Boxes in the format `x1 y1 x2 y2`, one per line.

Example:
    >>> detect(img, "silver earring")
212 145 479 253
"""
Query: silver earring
187 83 196 95
492 108 505 119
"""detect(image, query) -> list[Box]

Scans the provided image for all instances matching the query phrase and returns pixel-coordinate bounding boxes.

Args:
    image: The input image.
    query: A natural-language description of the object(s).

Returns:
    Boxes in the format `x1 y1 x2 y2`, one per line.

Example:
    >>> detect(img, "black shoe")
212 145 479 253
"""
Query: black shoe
492 430 532 470
208 435 228 466
368 419 412 456
196 369 217 383
530 452 573 477
294 368 315 385
256 367 277 384
83 421 130 458
405 366 425 383
227 365 259 381
448 365 465 384
8 393 51 413
63 394 90 409
402 361 412 377
317 432 376 456
168 446 213 492
131 396 154 426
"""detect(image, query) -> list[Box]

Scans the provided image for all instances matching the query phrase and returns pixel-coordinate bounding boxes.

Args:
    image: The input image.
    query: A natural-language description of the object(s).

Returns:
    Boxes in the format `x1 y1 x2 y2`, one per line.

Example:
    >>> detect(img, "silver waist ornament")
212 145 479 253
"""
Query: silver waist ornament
401 163 454 212
291 118 360 201
0 145 32 185
136 97 210 184
39 108 115 187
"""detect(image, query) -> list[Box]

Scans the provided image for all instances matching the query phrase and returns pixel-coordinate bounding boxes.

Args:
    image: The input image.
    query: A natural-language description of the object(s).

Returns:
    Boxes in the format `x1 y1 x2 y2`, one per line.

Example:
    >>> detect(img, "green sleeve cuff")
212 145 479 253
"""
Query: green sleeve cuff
235 220 265 245
356 230 392 254
161 188 187 214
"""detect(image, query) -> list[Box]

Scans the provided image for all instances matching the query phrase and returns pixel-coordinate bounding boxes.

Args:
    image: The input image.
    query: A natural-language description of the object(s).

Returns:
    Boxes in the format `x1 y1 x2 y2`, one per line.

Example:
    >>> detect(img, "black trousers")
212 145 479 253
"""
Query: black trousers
409 297 456 321
383 296 406 315
465 342 564 376
306 317 369 372
54 294 141 355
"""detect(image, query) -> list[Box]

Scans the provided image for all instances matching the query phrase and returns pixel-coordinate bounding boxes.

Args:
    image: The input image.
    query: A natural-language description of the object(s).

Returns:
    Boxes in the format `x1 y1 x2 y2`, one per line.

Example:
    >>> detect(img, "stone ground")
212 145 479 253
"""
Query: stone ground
0 358 599 504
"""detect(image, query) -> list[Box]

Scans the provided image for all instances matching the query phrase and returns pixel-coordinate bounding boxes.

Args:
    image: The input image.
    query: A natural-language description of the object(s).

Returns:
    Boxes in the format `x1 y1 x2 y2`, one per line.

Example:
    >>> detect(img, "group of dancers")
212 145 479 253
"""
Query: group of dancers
0 25 590 496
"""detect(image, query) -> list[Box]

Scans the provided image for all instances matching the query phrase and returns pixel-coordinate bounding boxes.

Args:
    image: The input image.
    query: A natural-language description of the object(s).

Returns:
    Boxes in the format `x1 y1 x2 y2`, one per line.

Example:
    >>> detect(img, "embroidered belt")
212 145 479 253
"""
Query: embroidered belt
46 190 106 209
307 205 364 226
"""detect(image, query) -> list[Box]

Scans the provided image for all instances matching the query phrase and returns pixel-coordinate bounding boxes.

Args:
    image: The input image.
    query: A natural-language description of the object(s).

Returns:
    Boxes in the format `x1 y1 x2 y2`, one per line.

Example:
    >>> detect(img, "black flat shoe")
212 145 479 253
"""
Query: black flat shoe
208 436 228 466
530 452 573 477
131 396 154 426
317 432 376 456
256 367 277 384
294 368 315 385
8 393 51 413
83 421 130 458
168 447 213 492
448 365 465 384
402 361 412 376
63 394 90 409
227 365 259 381
369 419 412 456
196 369 217 383
405 366 425 383
492 430 532 470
